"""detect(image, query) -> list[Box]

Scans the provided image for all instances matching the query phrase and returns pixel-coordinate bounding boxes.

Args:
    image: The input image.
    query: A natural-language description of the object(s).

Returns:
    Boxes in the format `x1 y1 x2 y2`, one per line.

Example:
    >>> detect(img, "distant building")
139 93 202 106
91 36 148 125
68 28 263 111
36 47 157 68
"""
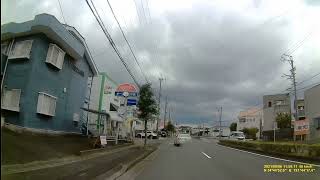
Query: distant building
237 107 263 138
211 126 230 137
262 93 291 133
1 14 98 134
304 84 320 141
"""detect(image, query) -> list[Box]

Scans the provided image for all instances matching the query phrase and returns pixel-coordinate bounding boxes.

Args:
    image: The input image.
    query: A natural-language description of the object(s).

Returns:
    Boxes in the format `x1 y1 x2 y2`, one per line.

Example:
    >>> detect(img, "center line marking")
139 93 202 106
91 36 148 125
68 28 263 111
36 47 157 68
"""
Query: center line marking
201 152 212 159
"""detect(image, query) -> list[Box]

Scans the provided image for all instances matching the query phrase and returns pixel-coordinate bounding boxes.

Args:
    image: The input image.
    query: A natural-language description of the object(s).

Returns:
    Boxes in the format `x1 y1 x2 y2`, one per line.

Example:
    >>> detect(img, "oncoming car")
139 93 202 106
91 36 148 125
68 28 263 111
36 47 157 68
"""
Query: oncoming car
174 133 192 146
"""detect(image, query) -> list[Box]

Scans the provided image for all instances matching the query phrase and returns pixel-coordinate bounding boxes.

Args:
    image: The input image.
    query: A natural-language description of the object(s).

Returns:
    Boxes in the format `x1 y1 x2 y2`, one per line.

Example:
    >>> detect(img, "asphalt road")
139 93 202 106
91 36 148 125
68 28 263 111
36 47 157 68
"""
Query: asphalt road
134 138 320 180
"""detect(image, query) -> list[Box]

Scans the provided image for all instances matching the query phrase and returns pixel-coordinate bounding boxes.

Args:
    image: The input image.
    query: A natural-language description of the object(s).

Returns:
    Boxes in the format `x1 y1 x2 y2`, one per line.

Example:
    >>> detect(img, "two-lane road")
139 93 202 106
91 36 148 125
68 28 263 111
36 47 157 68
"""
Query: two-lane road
134 138 319 180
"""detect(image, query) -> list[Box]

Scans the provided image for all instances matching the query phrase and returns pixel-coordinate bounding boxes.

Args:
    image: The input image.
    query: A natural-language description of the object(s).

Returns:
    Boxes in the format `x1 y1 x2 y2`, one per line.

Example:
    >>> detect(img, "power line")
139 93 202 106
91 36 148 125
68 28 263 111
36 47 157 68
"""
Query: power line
145 0 151 20
132 0 142 26
284 31 314 55
106 0 149 83
57 0 66 24
85 0 140 87
296 72 320 86
140 0 148 24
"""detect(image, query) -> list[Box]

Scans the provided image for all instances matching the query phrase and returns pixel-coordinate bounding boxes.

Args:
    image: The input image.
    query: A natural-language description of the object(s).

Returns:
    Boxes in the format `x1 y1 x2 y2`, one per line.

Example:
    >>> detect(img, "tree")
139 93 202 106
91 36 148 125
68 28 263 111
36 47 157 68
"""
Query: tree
230 122 237 131
276 113 292 129
242 127 259 140
166 121 175 132
137 83 158 146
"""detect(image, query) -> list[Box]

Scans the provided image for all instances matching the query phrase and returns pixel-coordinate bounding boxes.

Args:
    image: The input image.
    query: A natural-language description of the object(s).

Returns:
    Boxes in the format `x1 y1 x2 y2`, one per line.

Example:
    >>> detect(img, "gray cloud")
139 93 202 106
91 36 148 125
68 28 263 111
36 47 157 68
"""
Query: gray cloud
2 0 320 126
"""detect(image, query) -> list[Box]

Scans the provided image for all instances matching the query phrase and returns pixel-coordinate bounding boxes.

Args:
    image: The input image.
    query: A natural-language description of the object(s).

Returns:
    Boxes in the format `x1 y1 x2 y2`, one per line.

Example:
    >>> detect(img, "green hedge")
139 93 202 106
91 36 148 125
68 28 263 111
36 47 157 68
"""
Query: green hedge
219 140 320 159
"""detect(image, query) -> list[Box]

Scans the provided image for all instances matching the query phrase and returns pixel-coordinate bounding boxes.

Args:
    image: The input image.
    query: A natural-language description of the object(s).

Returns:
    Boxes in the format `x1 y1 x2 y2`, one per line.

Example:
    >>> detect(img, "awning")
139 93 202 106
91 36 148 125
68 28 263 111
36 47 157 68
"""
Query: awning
109 112 123 122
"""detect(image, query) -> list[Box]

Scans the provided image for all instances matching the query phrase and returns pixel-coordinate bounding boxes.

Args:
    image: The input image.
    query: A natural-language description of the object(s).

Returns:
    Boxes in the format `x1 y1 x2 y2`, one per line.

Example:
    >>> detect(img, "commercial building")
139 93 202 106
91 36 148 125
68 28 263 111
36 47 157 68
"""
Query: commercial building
86 72 123 137
1 14 98 134
304 84 320 141
237 107 263 138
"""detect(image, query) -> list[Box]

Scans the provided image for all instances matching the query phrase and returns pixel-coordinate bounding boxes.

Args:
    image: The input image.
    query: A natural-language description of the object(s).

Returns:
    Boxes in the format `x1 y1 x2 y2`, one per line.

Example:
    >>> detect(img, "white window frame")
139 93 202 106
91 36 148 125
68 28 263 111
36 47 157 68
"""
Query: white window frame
1 89 21 112
37 92 57 117
73 113 80 122
8 40 33 59
45 43 66 70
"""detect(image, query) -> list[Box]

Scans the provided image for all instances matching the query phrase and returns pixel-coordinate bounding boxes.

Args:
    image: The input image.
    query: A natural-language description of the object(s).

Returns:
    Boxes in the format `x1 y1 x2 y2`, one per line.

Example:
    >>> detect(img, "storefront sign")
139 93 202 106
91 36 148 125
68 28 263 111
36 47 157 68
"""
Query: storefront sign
294 119 309 135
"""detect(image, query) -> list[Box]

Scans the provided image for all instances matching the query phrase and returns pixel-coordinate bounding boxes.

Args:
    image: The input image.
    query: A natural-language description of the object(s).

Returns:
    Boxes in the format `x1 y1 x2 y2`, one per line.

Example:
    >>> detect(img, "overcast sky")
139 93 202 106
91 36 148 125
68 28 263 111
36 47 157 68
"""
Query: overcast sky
2 0 320 126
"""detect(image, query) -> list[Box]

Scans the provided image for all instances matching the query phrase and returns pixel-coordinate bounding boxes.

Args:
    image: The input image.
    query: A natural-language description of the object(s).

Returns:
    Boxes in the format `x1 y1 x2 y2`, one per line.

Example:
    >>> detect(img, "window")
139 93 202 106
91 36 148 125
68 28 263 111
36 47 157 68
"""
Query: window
1 42 9 55
275 100 284 105
8 40 33 59
1 89 21 112
315 118 320 129
45 43 65 69
268 101 272 107
37 92 57 116
73 113 79 122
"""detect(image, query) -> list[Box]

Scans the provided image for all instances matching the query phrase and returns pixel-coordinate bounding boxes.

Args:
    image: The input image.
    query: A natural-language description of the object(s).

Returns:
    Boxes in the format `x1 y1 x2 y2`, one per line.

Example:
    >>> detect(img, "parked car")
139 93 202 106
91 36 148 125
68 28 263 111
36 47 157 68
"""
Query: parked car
159 131 167 137
229 131 245 140
174 133 192 146
136 131 158 139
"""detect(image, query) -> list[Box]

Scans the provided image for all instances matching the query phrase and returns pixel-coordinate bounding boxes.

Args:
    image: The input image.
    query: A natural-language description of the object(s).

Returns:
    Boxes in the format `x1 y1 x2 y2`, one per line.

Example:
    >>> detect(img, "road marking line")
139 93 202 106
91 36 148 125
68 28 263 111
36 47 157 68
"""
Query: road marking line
217 144 320 167
201 152 212 159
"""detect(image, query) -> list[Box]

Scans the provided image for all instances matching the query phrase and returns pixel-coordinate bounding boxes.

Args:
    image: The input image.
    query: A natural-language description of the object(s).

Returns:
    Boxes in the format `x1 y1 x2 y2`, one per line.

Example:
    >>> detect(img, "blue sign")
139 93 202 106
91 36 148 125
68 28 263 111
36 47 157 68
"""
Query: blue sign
115 92 138 97
127 99 137 106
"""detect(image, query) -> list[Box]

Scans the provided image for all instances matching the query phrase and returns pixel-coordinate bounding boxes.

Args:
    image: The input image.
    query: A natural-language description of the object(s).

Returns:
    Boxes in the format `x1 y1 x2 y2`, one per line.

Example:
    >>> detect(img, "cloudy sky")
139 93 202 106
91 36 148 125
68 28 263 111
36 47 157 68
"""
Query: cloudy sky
2 0 320 126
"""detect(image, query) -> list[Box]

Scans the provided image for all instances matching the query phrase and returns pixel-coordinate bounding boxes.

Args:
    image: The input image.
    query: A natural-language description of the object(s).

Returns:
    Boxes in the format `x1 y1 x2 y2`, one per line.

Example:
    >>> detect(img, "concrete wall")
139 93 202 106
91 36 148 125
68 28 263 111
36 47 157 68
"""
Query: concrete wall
263 93 291 131
305 85 320 141
2 34 92 133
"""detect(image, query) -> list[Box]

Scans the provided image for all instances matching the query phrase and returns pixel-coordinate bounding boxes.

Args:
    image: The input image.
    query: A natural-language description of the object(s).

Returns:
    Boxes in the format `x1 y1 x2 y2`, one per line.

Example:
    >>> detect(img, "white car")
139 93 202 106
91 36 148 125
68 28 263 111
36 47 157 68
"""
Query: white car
229 131 245 140
136 131 158 139
174 133 192 146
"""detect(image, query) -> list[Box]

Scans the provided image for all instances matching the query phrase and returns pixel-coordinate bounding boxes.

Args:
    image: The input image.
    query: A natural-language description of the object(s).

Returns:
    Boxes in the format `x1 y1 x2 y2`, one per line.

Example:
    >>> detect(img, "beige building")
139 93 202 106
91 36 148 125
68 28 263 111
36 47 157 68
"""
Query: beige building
304 84 320 141
262 93 291 132
237 107 263 138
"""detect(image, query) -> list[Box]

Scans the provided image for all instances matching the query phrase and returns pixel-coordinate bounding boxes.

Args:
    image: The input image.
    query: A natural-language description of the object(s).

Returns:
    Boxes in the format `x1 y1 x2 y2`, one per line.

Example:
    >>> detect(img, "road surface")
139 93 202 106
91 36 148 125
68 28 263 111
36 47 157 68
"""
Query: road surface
133 138 319 180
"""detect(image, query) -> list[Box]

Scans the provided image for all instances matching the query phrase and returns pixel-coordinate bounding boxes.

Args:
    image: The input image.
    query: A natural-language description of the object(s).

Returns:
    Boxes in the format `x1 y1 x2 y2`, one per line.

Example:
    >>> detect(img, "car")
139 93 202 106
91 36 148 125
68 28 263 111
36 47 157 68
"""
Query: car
159 131 167 137
229 131 245 140
174 133 192 146
136 131 158 139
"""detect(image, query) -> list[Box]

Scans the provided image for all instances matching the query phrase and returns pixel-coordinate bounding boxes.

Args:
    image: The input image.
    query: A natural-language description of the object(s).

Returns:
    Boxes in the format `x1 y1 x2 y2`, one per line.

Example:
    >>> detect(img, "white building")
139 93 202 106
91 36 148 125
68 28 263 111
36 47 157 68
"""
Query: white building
86 73 124 137
237 107 263 138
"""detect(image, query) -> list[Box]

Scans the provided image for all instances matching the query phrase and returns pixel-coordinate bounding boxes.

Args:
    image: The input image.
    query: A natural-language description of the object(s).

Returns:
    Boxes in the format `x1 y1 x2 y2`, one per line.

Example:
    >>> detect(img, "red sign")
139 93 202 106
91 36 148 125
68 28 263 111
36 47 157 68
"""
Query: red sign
294 119 309 135
116 83 137 93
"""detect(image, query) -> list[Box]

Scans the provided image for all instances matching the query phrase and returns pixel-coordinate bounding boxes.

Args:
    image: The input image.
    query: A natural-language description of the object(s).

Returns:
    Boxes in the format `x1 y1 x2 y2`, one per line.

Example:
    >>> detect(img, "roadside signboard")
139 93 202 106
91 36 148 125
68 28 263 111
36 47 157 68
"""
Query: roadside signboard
294 119 309 135
100 135 107 146
127 99 137 106
115 92 138 97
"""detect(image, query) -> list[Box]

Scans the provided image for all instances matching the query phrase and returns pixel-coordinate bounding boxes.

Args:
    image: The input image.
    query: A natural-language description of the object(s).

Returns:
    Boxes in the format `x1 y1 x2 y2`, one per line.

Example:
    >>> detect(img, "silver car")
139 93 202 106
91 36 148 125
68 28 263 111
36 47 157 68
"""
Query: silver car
229 131 245 140
174 133 192 146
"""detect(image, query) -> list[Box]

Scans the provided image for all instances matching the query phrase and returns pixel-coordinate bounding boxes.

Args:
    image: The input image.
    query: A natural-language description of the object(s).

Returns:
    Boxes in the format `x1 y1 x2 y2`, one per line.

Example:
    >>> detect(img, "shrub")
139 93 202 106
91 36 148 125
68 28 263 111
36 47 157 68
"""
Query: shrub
219 140 320 159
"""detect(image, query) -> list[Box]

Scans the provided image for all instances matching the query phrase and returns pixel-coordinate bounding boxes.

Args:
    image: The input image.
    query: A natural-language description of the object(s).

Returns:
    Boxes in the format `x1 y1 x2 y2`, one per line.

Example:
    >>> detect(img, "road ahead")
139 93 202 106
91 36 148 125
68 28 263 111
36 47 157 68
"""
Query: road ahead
132 138 320 180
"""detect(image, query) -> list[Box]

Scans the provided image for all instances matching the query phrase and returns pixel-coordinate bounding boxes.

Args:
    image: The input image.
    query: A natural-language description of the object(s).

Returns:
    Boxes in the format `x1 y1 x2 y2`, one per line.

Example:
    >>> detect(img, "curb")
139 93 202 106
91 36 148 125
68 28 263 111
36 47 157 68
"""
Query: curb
79 143 133 156
2 144 139 175
104 146 158 180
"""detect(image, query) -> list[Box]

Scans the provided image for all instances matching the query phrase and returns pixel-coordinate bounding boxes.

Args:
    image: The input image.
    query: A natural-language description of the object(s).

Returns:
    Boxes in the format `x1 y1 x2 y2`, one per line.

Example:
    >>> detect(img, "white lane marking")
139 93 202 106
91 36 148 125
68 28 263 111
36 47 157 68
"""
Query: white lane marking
201 152 212 159
217 144 320 167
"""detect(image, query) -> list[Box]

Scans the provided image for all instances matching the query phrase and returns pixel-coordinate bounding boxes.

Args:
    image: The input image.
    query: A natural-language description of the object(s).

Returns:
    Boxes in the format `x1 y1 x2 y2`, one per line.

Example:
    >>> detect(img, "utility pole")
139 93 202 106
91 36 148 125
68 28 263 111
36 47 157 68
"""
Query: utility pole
164 96 168 129
156 77 164 132
281 54 298 141
217 107 222 139
168 107 171 122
